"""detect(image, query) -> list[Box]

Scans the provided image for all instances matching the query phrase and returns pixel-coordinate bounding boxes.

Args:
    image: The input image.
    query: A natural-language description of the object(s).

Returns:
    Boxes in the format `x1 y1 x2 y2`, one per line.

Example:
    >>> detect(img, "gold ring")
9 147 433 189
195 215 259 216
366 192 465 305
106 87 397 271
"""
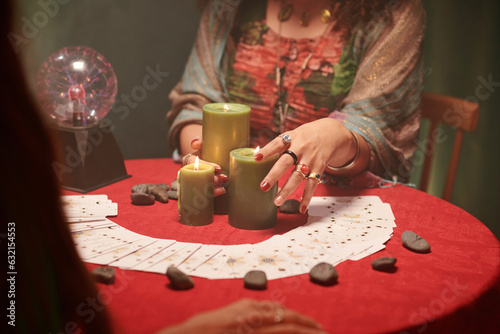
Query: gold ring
307 172 322 183
295 162 310 179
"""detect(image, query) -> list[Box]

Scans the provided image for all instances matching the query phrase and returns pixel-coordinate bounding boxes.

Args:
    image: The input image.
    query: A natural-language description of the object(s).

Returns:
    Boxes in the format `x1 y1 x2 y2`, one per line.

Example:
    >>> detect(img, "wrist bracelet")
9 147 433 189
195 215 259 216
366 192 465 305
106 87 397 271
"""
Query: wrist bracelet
326 131 360 172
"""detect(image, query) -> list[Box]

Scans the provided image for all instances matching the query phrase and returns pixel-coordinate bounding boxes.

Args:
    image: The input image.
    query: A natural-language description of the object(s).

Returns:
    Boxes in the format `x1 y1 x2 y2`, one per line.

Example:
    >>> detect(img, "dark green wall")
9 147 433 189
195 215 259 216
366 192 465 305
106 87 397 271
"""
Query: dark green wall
18 0 202 159
410 0 500 239
17 1 499 239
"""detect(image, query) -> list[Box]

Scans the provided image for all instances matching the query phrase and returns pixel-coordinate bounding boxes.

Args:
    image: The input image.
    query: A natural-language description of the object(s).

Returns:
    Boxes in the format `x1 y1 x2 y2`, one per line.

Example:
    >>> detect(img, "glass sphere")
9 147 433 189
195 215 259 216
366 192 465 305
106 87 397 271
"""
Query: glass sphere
37 46 117 128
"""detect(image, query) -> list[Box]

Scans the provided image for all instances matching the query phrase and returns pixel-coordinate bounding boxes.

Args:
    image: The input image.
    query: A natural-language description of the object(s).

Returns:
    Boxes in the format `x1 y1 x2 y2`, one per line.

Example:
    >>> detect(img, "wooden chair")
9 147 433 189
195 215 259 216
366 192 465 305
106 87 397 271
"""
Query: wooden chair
419 91 480 201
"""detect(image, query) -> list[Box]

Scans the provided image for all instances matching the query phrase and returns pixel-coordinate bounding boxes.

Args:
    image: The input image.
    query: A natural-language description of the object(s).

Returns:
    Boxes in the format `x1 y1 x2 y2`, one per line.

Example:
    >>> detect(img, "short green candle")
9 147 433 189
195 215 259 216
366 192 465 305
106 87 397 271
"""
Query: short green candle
178 162 214 226
228 148 279 230
202 103 250 173
202 103 250 214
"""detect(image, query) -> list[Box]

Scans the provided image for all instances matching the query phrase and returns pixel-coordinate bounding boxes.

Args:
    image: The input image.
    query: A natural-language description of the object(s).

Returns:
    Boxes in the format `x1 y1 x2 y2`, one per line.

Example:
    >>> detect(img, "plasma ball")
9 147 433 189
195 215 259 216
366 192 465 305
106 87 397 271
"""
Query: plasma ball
37 46 117 129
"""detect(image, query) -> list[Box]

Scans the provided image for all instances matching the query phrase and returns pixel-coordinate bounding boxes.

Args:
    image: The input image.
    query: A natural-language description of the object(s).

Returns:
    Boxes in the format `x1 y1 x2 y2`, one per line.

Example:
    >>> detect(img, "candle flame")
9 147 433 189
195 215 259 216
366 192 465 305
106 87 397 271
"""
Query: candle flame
194 156 199 171
223 104 229 112
254 146 260 154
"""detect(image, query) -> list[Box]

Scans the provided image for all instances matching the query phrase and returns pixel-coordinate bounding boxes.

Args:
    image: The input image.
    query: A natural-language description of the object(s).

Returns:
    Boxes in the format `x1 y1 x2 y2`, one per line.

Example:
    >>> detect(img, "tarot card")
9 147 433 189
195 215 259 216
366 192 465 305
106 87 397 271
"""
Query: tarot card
112 239 177 269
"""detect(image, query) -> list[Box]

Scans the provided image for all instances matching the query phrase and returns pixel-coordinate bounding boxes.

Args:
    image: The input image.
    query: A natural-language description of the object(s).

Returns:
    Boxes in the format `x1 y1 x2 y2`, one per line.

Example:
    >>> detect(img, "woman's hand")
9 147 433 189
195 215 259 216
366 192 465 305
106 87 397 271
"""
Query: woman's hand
182 135 228 197
255 118 359 214
157 298 325 334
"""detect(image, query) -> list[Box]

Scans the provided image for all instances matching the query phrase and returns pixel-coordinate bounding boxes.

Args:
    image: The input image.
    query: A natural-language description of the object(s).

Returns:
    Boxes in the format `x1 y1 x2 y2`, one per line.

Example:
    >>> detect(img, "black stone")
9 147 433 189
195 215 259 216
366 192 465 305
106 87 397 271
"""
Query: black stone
131 192 155 205
92 266 115 284
149 187 169 203
309 262 338 286
167 190 178 200
244 270 267 290
372 257 397 271
166 266 194 290
279 199 300 214
152 183 170 191
131 184 149 194
401 231 431 253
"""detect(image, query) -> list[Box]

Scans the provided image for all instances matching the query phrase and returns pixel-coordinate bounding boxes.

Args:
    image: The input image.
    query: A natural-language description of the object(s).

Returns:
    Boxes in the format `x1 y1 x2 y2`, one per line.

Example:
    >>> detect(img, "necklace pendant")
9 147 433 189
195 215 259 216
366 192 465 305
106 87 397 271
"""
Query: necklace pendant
280 103 288 133
278 3 293 22
321 8 332 24
299 11 310 27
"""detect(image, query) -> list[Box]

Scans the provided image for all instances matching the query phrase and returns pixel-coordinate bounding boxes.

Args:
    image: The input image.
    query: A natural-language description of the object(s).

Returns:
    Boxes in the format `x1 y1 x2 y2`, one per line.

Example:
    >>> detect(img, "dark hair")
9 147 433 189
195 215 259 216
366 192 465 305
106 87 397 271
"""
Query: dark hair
0 1 113 332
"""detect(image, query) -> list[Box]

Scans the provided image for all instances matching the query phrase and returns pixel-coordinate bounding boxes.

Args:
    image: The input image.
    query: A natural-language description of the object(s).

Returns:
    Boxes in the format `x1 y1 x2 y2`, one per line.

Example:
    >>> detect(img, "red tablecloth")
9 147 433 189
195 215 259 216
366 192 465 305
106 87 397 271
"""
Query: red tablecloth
65 159 500 334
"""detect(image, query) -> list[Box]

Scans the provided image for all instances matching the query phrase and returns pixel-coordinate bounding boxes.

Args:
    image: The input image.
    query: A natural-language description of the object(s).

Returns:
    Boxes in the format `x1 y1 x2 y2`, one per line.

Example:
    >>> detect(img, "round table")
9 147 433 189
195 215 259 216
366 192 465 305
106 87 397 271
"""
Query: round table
67 159 500 334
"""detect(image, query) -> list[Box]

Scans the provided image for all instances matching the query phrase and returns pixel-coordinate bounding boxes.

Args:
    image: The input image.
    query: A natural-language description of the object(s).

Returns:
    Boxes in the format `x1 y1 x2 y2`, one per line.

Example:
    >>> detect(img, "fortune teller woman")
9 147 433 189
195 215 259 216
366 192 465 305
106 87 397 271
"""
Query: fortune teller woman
166 0 425 213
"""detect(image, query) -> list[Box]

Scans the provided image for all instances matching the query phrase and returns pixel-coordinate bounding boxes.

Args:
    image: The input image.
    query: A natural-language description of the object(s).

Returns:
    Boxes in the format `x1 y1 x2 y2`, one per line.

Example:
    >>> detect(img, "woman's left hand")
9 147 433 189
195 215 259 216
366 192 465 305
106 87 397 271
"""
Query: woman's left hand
254 118 357 214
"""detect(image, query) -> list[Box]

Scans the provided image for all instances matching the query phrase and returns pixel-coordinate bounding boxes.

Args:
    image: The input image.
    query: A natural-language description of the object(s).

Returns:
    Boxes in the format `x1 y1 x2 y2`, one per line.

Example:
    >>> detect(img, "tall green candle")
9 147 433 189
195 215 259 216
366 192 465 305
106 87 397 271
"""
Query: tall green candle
178 159 214 226
202 103 251 172
228 148 279 230
202 103 250 214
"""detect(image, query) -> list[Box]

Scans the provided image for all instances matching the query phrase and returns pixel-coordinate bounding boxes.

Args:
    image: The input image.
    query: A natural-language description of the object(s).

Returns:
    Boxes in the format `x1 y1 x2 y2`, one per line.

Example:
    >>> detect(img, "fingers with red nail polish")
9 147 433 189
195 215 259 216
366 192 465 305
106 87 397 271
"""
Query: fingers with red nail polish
214 186 226 197
260 181 270 192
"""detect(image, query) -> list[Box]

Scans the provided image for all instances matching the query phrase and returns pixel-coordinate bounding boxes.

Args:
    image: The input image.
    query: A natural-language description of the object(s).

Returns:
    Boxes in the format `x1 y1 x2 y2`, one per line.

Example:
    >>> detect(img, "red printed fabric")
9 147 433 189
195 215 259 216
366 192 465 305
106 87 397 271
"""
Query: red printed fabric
226 20 346 146
65 159 500 334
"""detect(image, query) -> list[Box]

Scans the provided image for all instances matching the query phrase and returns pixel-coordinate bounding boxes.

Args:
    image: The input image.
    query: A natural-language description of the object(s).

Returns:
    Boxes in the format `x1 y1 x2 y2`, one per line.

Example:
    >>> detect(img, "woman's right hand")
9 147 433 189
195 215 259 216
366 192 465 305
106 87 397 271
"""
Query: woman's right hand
182 136 228 197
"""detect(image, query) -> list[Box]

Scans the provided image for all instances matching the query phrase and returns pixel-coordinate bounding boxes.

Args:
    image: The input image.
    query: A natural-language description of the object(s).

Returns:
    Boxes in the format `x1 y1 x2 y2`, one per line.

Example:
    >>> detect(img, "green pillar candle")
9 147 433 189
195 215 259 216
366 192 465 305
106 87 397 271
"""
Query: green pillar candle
228 148 279 230
202 103 251 172
178 160 214 226
202 103 250 214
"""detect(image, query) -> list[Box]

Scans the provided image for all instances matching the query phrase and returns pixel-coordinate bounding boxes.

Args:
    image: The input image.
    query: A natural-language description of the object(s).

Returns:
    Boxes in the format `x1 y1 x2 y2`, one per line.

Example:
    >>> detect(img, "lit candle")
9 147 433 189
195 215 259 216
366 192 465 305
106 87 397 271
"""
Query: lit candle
228 147 279 230
202 103 250 214
178 157 214 226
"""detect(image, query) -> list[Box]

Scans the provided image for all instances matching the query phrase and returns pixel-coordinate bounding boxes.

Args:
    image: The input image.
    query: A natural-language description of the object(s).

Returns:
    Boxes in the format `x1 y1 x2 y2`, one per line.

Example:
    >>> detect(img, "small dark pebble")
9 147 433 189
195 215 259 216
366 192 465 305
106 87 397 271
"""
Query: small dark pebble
153 183 170 191
149 187 169 203
131 192 155 205
170 179 179 191
401 231 431 253
244 270 267 290
131 184 149 194
279 199 300 214
166 266 194 290
167 190 178 200
309 262 338 286
372 257 397 271
92 266 115 284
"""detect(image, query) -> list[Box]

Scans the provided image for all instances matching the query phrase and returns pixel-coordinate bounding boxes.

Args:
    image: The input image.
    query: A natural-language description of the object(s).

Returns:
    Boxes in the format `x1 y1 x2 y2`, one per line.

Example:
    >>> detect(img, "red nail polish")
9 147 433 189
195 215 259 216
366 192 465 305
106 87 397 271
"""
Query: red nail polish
260 181 270 192
299 205 307 214
218 174 229 184
254 153 263 161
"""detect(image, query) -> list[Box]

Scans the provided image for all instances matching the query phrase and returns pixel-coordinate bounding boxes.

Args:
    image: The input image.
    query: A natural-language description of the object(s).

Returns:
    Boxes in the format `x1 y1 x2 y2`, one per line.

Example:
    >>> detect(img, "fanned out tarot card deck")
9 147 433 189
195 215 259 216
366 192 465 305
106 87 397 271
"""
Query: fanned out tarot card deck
65 195 396 280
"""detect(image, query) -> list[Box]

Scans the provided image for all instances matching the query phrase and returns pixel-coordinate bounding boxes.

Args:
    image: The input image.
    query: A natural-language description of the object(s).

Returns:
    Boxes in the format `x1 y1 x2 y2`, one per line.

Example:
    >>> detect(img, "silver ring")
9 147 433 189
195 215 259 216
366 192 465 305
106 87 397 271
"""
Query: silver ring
182 153 193 166
279 134 291 148
274 308 285 323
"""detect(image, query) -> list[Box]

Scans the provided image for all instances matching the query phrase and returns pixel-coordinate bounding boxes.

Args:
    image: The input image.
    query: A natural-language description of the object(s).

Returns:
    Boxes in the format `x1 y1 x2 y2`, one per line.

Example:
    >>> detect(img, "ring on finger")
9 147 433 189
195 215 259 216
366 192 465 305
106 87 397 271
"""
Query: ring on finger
278 134 291 148
274 307 285 323
183 151 199 166
282 150 298 165
295 162 310 179
307 172 322 184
